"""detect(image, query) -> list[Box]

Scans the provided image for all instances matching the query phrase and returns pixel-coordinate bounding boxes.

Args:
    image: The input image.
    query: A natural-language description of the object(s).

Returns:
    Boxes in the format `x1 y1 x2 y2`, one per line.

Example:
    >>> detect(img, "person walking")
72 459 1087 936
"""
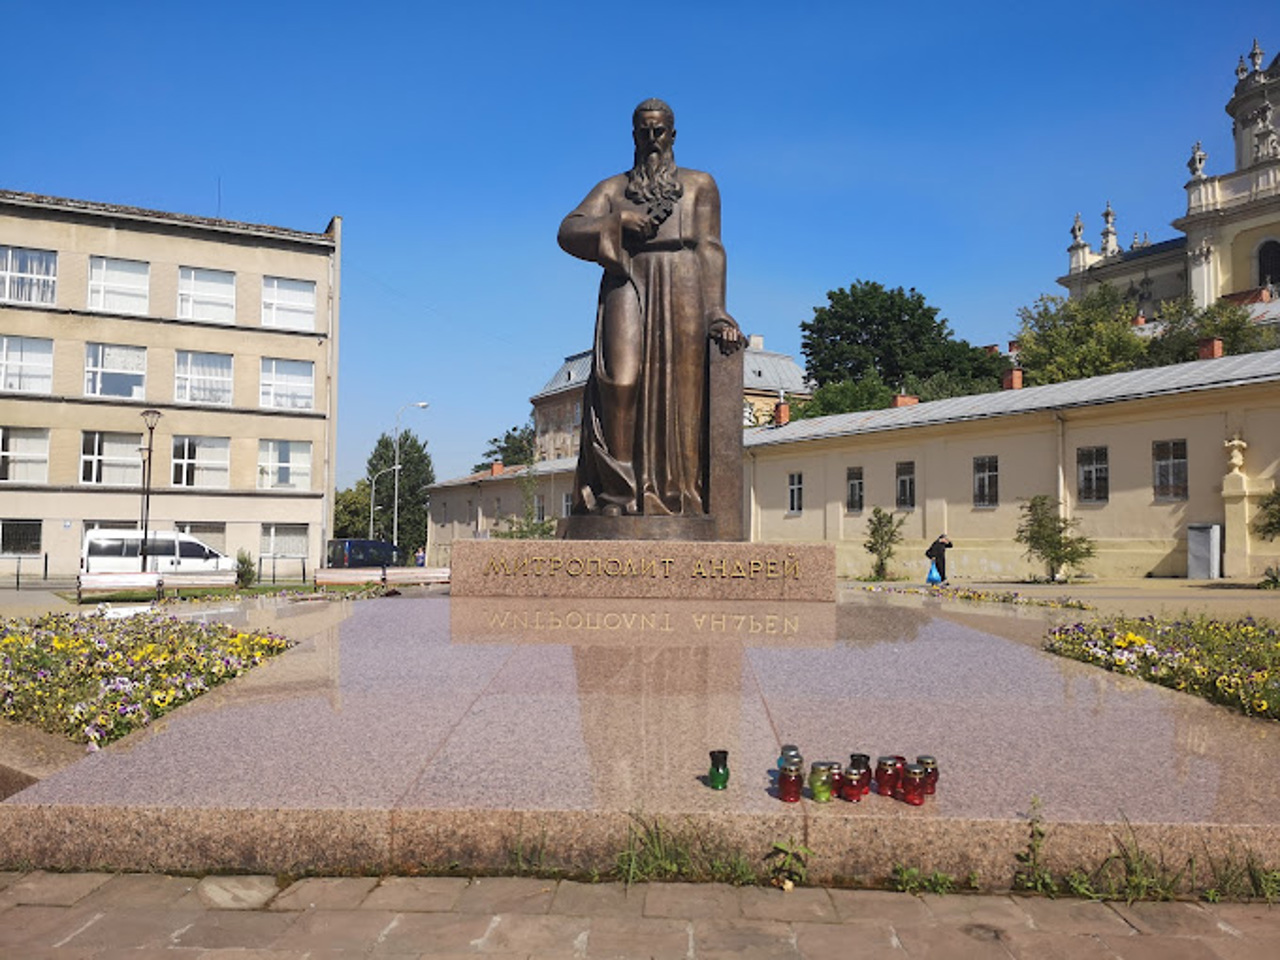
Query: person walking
926 534 953 585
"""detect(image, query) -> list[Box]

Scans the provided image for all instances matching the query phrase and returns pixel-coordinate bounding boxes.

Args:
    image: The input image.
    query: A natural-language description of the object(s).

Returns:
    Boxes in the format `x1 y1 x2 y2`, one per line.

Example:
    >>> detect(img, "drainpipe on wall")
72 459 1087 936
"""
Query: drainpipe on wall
1055 412 1068 521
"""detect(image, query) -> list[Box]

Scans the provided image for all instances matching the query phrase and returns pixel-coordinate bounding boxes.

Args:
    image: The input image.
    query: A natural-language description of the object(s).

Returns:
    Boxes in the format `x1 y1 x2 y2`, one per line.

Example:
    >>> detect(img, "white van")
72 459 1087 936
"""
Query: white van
82 529 234 574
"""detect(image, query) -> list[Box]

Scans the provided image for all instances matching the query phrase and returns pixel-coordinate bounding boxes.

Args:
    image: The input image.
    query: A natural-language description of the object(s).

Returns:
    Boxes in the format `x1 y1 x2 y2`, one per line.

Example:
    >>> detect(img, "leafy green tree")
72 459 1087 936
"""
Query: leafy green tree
367 430 435 555
332 479 370 539
495 466 556 540
794 372 894 419
864 507 907 580
473 420 536 473
1253 488 1280 542
801 280 1006 389
902 370 1002 404
1014 495 1096 581
1014 285 1146 385
1141 296 1272 368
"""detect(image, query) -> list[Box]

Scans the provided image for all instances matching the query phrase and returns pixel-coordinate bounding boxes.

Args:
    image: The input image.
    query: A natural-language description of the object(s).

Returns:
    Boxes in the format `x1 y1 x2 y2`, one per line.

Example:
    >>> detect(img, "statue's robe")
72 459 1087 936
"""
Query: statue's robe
558 168 729 516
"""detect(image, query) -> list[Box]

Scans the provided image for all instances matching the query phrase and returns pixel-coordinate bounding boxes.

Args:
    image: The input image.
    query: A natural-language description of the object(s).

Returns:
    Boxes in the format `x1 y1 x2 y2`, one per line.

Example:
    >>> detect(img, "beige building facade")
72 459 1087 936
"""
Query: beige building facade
0 189 340 580
1061 38 1280 325
430 351 1280 580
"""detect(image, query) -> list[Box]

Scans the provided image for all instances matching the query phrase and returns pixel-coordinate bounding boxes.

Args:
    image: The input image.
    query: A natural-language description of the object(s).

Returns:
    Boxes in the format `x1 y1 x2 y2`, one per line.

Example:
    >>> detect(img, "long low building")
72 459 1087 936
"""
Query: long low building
428 347 1280 580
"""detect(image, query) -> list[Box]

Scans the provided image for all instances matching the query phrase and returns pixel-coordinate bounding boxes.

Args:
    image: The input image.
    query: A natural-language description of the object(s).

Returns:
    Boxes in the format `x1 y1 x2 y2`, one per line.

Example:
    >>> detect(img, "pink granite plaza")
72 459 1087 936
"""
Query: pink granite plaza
3 586 1280 884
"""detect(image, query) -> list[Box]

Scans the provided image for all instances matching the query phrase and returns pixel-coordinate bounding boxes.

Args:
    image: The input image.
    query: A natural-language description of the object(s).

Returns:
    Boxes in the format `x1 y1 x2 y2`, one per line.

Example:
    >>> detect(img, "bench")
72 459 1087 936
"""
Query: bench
314 566 450 589
163 571 238 594
76 572 163 604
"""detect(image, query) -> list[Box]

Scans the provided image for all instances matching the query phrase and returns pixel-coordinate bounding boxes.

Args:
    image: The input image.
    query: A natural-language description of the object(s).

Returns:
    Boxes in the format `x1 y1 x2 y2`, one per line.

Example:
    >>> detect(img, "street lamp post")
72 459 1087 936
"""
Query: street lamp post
139 409 162 573
369 464 400 539
392 401 429 553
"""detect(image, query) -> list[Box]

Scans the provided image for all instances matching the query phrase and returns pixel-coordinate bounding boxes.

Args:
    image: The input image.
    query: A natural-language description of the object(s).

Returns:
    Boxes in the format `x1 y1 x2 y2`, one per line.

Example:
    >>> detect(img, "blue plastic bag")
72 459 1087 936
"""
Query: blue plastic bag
926 560 942 585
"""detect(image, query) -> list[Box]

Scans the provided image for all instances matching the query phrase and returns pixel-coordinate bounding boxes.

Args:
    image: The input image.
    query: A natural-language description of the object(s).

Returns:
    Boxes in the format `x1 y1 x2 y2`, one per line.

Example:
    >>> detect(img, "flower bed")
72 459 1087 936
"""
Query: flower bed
1046 616 1280 720
862 584 1092 610
1 610 293 748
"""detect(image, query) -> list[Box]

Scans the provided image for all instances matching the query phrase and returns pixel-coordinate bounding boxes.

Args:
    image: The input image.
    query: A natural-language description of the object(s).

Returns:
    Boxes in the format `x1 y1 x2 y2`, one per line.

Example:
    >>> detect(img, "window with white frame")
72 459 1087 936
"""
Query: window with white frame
0 336 53 393
0 246 57 305
0 519 41 555
258 439 311 490
174 350 233 405
260 357 314 410
175 521 227 554
563 492 573 517
1077 446 1109 504
85 343 146 399
81 431 143 485
88 256 149 315
788 472 803 513
534 494 546 522
178 267 235 323
261 522 308 557
171 436 229 489
0 427 49 483
896 461 916 509
1153 439 1188 500
846 466 864 512
261 276 316 331
973 455 999 507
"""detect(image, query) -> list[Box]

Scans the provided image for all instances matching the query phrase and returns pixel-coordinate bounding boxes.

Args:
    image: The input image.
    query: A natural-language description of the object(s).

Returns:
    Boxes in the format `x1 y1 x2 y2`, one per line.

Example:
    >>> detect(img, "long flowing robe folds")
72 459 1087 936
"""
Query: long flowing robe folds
558 168 730 517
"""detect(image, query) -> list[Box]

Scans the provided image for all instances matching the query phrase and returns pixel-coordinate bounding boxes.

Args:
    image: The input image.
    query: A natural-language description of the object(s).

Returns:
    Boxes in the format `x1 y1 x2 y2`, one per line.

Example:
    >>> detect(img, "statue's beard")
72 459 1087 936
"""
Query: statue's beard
626 147 682 226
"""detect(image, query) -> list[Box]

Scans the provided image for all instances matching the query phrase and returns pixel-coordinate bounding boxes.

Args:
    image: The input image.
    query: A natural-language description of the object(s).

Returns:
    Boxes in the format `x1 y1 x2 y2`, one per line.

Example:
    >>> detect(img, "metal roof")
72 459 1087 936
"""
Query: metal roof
532 351 592 401
746 348 1280 450
430 456 577 490
532 344 810 402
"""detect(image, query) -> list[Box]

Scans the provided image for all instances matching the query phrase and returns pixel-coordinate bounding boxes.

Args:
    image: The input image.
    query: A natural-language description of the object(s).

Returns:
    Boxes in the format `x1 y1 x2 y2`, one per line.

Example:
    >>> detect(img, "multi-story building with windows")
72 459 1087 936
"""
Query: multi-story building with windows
0 189 340 579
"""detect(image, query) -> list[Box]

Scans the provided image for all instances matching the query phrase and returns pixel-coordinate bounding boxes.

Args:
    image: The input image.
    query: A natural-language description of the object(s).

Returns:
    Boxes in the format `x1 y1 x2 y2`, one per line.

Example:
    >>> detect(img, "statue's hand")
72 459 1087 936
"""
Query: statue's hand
709 317 744 355
620 209 657 240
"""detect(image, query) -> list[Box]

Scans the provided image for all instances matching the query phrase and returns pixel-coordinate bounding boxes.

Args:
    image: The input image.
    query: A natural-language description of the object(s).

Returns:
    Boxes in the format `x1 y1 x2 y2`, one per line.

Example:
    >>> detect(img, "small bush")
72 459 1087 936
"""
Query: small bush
864 507 906 580
236 549 256 589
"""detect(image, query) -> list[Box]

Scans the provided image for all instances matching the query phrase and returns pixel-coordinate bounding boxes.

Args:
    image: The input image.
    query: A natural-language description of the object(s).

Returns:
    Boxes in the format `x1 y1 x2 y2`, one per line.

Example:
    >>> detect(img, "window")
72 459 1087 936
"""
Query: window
178 267 235 323
535 494 546 522
261 522 308 557
0 336 53 393
262 276 316 331
563 492 573 517
88 256 149 315
258 439 311 490
81 431 142 485
260 358 314 410
1077 446 1109 503
1153 440 1188 500
0 427 49 482
175 351 233 405
1260 240 1280 286
0 246 57 304
846 467 864 512
788 472 803 513
172 436 229 488
0 519 41 555
85 343 146 399
896 461 916 509
973 456 999 507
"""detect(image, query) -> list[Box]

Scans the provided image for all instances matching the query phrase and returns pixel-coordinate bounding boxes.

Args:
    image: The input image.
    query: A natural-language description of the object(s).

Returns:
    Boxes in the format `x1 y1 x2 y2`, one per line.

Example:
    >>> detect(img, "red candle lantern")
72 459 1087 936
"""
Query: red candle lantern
917 755 938 795
779 759 803 803
874 756 898 796
901 763 927 806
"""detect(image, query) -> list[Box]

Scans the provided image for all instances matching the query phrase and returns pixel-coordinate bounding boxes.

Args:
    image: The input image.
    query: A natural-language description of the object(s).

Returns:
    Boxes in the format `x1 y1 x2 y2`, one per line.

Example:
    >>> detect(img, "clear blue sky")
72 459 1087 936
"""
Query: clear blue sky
3 2 1271 485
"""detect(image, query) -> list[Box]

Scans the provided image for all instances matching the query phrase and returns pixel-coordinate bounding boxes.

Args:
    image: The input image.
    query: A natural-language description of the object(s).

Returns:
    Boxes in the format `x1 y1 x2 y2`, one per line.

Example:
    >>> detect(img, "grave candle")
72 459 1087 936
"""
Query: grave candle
708 750 729 790
779 759 804 803
874 757 898 796
810 763 833 802
902 763 927 806
917 755 938 795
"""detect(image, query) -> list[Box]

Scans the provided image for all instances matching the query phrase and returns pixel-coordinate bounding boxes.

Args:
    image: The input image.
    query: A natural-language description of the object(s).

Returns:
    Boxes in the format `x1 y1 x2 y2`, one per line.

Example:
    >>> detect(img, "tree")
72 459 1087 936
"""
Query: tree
473 421 536 473
1253 488 1280 542
366 430 435 554
864 507 907 580
1014 495 1096 581
495 466 556 540
332 479 370 539
794 372 894 419
1141 296 1272 368
1014 285 1146 385
801 280 1007 389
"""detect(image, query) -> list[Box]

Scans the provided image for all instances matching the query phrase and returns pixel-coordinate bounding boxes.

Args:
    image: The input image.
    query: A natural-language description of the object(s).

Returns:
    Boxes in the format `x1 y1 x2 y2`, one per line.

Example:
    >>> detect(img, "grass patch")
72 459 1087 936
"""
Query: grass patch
1045 615 1280 721
613 814 761 886
1 610 293 747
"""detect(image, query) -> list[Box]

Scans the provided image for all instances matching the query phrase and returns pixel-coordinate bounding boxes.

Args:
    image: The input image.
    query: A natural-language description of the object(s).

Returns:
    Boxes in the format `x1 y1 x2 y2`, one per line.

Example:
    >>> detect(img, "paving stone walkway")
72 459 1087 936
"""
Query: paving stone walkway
3 870 1279 958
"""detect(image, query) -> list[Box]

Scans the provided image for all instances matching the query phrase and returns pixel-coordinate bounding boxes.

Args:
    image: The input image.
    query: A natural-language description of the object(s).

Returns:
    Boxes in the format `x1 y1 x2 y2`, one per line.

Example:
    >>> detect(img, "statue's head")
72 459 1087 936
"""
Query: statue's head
633 98 676 158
